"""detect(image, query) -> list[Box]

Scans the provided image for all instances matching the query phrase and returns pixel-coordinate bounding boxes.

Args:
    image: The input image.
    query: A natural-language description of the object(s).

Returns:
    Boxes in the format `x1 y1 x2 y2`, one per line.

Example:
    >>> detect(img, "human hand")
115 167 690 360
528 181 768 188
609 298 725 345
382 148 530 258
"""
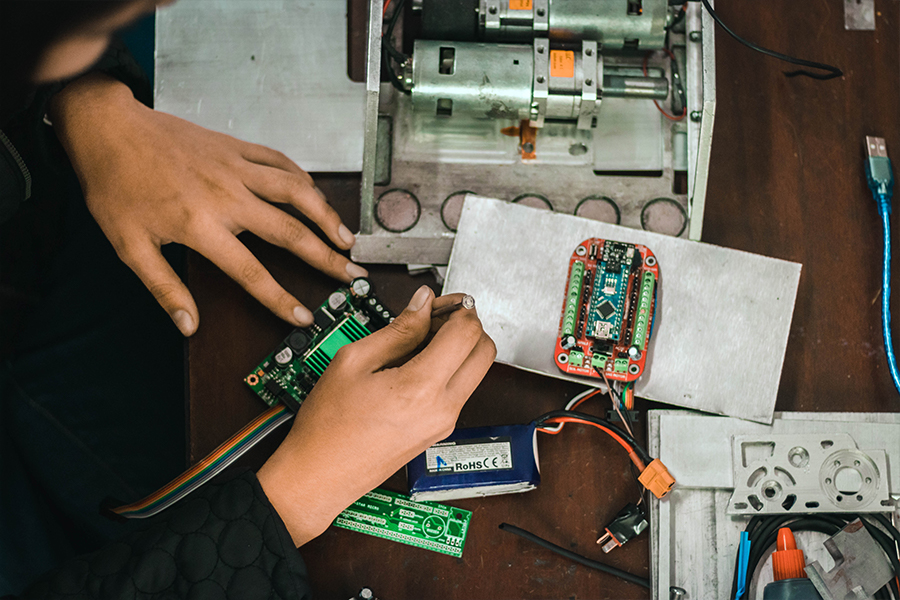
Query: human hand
49 72 367 336
256 286 496 546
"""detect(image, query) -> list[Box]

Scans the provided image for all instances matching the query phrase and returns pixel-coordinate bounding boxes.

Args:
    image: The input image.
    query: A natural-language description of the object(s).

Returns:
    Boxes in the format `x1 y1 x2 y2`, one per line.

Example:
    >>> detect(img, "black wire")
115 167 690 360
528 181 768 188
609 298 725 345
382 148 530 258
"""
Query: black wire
499 523 651 589
534 409 653 465
731 514 900 600
381 0 410 94
665 4 686 31
698 0 842 81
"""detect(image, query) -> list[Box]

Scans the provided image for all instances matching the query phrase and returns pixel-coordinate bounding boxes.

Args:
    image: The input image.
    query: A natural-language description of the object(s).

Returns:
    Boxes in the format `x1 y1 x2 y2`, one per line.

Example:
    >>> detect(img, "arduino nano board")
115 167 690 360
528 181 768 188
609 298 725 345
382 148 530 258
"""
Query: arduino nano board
555 239 659 382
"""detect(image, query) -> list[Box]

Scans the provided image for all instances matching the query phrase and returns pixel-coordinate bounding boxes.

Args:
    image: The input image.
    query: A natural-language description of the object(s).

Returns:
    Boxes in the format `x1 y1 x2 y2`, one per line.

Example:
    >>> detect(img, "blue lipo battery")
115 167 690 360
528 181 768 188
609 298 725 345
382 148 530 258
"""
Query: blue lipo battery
407 424 540 502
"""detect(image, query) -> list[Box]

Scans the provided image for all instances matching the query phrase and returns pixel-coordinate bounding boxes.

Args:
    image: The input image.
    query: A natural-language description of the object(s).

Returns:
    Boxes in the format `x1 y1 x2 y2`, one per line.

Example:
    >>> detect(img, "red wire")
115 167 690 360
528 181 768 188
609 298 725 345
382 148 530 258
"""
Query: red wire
539 417 646 471
643 50 687 122
383 0 392 15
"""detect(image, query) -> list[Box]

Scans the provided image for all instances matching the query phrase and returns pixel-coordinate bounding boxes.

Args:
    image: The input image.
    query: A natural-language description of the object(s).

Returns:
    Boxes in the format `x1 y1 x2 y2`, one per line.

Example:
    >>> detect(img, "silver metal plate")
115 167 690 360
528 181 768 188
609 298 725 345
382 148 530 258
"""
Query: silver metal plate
845 0 876 31
155 0 365 172
443 196 801 423
726 433 890 515
649 411 900 600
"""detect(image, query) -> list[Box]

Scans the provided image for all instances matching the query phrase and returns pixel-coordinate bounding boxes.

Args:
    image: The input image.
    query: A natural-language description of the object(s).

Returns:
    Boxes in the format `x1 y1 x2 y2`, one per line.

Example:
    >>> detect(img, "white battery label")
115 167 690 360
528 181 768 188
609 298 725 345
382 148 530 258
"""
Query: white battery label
425 437 513 474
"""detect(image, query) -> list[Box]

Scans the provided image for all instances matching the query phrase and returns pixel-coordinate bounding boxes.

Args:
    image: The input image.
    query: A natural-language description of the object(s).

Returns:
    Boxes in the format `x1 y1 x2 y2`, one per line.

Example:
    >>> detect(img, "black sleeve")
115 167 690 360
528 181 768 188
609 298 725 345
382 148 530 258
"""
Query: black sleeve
0 36 150 223
6 471 312 600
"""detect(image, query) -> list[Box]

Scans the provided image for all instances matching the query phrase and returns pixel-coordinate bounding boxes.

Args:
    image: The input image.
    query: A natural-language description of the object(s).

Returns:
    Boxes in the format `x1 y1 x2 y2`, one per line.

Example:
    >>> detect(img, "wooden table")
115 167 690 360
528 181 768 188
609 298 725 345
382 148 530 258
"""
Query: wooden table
185 2 900 597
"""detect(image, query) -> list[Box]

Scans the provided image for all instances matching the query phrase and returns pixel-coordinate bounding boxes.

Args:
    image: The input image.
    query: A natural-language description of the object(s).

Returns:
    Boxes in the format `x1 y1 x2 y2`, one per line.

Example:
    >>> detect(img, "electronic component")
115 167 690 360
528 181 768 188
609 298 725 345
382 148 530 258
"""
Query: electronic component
407 424 540 502
596 503 648 553
555 238 659 382
333 488 471 558
410 39 668 129
245 278 392 411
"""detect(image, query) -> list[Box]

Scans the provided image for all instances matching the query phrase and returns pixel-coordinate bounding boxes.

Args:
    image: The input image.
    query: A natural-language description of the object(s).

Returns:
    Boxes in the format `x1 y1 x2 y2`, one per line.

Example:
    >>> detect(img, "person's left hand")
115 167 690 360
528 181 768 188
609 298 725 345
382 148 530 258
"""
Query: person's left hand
49 72 367 336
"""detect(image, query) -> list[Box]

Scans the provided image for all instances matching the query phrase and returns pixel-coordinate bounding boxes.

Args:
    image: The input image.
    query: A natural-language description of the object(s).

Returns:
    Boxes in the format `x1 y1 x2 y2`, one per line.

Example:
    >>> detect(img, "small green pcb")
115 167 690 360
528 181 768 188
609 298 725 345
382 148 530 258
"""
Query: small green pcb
333 488 471 558
244 279 393 411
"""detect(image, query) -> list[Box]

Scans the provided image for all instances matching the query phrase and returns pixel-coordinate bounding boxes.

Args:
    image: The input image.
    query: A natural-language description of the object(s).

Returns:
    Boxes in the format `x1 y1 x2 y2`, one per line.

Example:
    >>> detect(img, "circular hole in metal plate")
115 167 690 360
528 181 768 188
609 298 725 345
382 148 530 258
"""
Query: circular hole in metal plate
628 364 640 375
569 142 589 156
575 196 620 224
788 446 809 468
557 352 568 364
440 191 475 232
513 193 553 211
375 189 421 233
641 197 688 237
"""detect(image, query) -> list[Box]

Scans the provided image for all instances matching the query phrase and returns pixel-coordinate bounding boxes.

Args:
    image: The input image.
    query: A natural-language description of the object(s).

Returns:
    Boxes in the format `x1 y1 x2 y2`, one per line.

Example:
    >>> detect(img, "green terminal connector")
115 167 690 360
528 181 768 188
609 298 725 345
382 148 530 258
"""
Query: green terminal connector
591 354 607 370
614 358 629 373
569 350 584 367
562 261 585 336
631 271 655 351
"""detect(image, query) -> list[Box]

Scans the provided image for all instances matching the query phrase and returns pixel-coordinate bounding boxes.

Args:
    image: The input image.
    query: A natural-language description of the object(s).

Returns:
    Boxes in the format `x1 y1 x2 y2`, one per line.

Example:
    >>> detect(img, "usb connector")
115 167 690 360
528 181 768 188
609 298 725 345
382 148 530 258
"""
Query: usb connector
866 136 894 204
865 136 900 398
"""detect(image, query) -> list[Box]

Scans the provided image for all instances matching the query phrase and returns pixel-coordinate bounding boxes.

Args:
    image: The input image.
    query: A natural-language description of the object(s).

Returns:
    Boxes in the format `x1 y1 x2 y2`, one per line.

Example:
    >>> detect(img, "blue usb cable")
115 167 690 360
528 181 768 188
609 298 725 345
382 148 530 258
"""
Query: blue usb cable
865 136 900 395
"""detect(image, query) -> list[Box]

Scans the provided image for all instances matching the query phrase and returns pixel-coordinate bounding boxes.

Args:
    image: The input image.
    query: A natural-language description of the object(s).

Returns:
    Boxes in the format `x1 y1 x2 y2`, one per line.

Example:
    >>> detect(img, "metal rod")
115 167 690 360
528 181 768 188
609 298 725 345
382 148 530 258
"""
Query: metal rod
431 294 475 318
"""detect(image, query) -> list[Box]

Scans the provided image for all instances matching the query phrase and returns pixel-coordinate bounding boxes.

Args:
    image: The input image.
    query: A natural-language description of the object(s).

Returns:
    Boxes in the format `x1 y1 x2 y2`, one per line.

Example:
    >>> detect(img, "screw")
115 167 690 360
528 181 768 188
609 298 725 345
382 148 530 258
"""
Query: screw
537 8 545 16
536 75 545 84
537 45 545 54
489 5 497 14
521 142 535 153
670 587 687 600
690 110 702 122
358 589 375 600
585 78 593 87
689 31 701 42
585 47 593 56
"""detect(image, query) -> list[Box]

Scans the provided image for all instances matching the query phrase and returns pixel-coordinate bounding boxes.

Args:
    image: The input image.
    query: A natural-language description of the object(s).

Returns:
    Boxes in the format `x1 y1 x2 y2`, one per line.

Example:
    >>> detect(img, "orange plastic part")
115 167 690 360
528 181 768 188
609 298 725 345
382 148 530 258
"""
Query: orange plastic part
772 528 807 581
638 458 675 499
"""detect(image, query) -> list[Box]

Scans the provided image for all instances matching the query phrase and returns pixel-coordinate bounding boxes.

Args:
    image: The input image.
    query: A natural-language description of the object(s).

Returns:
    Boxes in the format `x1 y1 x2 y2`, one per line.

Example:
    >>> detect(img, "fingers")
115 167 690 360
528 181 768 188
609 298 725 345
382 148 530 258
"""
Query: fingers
405 303 485 385
117 239 199 336
192 227 313 326
239 142 311 182
445 332 496 399
243 164 356 252
240 200 367 283
344 286 436 372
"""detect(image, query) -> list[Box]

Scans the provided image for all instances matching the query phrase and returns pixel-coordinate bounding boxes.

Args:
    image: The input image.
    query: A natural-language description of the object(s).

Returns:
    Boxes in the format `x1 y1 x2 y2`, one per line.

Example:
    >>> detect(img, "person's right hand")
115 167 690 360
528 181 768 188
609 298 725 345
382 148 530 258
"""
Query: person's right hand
257 286 496 547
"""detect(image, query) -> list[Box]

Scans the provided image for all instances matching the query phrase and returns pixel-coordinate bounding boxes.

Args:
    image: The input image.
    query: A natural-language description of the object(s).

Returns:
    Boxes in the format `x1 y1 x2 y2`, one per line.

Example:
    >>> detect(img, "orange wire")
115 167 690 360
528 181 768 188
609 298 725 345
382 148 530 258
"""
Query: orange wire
643 50 687 122
383 0 392 15
539 417 646 471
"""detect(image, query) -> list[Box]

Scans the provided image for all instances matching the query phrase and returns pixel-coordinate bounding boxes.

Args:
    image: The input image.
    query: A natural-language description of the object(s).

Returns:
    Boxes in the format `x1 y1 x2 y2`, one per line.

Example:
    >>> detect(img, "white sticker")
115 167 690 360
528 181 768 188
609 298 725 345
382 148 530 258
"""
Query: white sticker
425 437 513 474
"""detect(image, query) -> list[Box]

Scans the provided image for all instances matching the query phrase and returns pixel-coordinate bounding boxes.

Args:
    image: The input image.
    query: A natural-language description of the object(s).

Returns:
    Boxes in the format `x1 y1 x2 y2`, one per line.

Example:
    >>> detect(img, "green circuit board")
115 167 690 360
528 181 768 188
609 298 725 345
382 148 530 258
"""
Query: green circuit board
333 488 472 558
245 279 393 411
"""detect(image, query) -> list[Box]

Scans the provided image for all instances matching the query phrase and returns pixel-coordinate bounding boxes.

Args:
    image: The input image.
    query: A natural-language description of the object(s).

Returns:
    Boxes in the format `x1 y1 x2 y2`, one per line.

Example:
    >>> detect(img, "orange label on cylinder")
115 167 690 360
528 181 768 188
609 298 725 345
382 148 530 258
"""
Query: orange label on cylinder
550 50 575 78
509 0 533 9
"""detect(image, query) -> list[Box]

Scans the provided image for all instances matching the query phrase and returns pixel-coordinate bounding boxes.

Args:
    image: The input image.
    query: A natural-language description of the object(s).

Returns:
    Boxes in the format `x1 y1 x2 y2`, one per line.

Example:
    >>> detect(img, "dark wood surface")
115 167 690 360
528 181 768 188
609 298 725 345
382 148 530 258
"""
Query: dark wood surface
186 2 900 598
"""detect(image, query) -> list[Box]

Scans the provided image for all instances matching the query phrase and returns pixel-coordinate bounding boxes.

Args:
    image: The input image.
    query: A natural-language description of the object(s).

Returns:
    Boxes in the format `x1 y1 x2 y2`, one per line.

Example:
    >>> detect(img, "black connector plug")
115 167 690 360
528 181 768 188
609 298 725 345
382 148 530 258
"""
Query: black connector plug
596 503 648 553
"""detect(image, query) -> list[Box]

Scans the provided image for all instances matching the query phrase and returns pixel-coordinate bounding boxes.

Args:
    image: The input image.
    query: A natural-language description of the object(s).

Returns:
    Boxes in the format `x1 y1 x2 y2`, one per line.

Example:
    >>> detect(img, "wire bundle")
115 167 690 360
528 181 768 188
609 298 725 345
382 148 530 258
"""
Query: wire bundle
111 405 293 519
731 513 900 600
382 0 410 94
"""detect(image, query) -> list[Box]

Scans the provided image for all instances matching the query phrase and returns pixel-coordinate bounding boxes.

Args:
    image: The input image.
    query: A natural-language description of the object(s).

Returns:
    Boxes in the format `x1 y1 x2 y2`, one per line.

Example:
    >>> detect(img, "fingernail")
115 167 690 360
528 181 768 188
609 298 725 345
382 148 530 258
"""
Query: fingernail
173 310 195 336
338 224 356 247
407 285 433 312
346 262 368 279
293 306 313 325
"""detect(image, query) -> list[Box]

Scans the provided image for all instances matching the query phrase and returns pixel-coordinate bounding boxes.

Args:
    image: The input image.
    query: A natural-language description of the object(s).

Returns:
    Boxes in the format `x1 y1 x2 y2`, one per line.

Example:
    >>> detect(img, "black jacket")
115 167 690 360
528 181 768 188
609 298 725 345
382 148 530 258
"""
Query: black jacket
6 471 312 600
1 42 312 600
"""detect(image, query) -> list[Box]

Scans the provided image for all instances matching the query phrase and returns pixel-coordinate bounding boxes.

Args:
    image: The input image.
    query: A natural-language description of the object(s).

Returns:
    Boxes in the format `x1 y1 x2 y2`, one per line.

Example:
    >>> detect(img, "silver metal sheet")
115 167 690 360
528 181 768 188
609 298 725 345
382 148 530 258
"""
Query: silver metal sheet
648 411 900 600
155 0 365 172
845 0 876 30
443 196 801 423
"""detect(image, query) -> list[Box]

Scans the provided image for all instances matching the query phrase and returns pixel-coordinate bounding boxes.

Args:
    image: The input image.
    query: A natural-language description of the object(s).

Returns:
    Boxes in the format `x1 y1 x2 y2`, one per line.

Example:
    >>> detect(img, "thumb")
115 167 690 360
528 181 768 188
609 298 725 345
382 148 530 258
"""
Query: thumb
118 240 200 336
348 285 434 371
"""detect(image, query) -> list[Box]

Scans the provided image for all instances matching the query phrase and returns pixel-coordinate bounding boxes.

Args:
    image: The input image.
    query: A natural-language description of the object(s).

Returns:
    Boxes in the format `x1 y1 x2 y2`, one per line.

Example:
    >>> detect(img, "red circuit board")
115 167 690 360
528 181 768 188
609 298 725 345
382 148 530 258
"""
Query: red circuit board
554 238 659 382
